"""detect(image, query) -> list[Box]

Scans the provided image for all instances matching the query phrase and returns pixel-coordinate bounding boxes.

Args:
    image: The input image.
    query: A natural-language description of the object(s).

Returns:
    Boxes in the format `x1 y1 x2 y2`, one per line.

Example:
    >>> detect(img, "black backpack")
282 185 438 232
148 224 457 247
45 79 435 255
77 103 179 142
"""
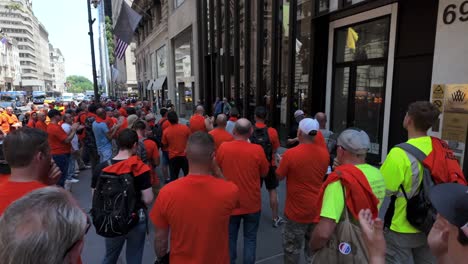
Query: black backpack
151 119 166 149
91 161 139 238
250 127 272 162
84 115 97 150
137 138 148 165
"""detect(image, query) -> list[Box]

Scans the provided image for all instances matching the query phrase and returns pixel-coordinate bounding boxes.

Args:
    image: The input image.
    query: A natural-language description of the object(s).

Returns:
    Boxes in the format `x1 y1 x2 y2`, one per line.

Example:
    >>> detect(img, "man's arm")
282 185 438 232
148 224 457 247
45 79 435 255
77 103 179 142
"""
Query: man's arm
64 123 79 143
309 217 337 251
141 187 154 206
105 123 121 140
154 228 170 258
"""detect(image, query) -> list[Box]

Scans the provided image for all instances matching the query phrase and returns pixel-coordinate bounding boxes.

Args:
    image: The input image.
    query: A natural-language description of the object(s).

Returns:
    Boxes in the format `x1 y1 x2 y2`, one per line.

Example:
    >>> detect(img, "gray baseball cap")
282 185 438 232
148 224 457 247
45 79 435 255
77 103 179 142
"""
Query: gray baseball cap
337 128 370 155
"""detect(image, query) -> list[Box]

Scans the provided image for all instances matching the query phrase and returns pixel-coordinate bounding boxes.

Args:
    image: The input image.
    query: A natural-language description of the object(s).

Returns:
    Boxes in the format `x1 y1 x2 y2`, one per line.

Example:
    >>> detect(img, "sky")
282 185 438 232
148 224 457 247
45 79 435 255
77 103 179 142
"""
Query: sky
32 0 100 81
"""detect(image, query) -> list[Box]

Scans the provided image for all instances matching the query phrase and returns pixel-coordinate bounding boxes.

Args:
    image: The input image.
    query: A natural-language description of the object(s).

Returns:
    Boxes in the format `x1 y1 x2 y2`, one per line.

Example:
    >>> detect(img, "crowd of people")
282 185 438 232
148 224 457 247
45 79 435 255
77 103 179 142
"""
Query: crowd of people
0 98 466 264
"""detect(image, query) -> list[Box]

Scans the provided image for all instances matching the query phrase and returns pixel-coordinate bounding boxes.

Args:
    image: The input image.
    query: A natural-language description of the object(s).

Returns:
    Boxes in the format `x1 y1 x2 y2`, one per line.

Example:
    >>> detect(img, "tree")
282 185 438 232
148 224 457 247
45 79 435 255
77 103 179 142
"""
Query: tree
105 16 115 65
66 75 93 93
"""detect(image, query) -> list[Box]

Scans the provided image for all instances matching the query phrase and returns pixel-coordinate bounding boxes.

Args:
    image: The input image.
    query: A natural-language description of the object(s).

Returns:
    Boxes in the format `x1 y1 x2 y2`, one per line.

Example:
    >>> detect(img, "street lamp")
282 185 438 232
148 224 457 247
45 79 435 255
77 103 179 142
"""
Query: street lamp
87 0 100 102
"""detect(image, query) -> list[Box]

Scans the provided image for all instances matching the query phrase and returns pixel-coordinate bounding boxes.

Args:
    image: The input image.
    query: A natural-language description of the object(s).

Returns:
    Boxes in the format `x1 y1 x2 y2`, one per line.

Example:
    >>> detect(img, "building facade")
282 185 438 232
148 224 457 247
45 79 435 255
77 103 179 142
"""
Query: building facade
49 43 66 93
0 0 62 93
0 37 20 91
198 0 468 174
131 0 201 118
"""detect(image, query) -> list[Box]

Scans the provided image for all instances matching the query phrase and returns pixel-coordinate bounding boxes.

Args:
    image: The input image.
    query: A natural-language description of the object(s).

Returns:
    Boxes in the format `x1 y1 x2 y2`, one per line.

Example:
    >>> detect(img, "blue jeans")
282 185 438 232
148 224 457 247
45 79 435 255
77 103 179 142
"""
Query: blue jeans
102 219 146 264
229 211 261 264
66 154 76 180
53 154 70 187
98 147 113 163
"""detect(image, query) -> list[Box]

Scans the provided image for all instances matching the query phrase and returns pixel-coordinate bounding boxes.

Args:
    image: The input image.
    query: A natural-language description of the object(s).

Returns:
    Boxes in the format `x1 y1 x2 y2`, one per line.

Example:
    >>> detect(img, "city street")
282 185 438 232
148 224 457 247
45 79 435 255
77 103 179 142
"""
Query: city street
73 148 307 264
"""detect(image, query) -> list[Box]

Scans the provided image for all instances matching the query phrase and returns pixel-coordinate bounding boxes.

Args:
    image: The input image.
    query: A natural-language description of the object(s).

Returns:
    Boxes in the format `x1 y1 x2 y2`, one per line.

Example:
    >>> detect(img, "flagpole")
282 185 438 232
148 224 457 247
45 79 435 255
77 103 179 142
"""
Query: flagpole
87 0 100 102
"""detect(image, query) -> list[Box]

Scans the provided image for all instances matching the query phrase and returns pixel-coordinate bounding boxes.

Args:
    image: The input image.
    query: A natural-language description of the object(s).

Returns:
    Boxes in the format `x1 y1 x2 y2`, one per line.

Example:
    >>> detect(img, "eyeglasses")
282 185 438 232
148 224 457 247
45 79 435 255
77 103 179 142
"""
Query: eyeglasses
63 214 91 259
337 145 347 151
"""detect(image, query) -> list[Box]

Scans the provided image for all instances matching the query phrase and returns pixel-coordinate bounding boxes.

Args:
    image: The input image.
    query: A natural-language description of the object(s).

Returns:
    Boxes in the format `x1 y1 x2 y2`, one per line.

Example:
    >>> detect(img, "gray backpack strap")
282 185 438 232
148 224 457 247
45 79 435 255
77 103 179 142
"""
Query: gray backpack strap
396 143 427 163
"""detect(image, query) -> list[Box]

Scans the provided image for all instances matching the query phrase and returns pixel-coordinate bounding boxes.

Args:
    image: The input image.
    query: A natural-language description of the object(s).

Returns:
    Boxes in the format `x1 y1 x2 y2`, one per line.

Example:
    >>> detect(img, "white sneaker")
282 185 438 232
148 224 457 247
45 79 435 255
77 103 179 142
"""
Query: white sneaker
68 178 79 183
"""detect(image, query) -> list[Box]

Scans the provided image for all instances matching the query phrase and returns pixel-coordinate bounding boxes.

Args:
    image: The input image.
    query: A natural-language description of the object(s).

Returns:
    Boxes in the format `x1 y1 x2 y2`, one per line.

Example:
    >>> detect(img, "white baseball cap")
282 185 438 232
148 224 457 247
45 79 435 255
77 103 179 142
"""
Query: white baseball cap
299 118 319 136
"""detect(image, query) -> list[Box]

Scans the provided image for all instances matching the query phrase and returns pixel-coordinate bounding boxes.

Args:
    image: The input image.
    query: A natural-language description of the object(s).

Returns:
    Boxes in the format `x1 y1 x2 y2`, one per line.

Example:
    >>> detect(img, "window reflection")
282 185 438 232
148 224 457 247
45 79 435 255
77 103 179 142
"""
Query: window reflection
335 17 390 63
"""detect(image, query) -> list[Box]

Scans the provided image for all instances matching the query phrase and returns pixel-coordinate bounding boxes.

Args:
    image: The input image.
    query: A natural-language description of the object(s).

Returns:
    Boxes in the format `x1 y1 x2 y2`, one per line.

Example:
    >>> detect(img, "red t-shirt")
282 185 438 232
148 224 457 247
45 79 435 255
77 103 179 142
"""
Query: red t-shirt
189 114 207 134
209 128 234 150
216 140 269 215
118 108 128 117
276 143 330 223
143 138 160 186
255 122 280 166
47 123 71 155
0 181 47 215
27 119 35 128
35 121 48 132
150 175 239 264
162 124 191 159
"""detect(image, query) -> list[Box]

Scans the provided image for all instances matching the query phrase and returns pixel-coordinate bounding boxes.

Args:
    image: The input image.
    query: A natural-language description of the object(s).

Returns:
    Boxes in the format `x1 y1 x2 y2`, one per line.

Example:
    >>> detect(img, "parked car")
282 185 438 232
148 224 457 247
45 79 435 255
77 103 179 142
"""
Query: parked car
44 97 55 104
33 96 45 104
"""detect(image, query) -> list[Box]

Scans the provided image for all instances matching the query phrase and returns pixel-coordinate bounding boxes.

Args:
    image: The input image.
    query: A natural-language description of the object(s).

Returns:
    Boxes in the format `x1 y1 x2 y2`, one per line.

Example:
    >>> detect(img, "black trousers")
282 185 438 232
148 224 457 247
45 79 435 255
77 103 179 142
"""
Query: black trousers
168 156 189 182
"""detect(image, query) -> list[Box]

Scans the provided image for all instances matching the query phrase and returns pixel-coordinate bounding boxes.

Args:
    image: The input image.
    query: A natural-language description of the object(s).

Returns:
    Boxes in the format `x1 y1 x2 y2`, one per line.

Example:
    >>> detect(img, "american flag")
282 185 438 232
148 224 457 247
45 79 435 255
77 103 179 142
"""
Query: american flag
114 37 128 60
113 1 141 61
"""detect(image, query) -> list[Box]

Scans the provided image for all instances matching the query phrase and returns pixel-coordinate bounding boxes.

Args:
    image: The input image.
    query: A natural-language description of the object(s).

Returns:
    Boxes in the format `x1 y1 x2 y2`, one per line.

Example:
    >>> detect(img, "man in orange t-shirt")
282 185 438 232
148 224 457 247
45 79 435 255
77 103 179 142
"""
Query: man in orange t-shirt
162 111 191 182
27 111 38 128
151 132 239 264
47 109 80 187
252 106 284 227
157 108 171 182
0 128 61 215
36 111 48 132
133 120 160 186
189 105 213 133
216 118 269 264
209 114 234 150
5 107 21 132
276 118 329 263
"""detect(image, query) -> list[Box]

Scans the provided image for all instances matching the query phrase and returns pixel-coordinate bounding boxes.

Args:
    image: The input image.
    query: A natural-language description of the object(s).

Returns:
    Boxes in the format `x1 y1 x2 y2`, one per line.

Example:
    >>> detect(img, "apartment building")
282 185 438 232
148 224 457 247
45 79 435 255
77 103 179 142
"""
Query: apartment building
49 43 66 93
0 36 20 91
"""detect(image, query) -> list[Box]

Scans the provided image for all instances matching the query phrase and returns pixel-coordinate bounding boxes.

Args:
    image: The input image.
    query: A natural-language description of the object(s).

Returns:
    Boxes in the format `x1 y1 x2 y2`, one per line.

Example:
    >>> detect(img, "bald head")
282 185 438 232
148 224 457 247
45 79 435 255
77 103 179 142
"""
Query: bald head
186 132 215 165
315 112 327 129
234 118 252 138
216 114 228 127
96 108 106 119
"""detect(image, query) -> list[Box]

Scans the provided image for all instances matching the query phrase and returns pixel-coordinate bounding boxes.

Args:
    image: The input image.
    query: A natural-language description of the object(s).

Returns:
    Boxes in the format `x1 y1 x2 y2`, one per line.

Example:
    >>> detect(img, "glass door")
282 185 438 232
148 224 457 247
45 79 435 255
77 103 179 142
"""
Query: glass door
331 16 390 163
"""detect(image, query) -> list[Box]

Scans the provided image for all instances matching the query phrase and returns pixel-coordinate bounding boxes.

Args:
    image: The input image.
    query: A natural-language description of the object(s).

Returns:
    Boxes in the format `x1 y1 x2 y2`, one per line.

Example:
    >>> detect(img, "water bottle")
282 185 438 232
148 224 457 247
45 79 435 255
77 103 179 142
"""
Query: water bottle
138 208 145 221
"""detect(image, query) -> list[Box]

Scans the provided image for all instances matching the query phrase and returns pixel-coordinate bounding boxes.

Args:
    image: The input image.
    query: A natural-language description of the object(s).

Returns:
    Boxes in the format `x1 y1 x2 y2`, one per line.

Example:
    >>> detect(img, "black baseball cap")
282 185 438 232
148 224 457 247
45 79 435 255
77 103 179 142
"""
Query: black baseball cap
47 109 62 118
430 183 468 228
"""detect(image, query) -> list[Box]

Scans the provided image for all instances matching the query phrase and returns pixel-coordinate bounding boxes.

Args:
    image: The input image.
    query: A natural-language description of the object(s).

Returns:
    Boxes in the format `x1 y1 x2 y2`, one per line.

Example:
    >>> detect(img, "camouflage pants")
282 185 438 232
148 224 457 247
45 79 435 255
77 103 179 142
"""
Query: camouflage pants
282 218 315 264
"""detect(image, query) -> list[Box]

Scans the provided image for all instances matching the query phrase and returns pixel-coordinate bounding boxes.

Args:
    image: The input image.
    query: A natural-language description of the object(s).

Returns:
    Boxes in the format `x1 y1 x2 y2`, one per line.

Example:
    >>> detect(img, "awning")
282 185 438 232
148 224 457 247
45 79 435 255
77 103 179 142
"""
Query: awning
146 80 154 90
154 76 167 90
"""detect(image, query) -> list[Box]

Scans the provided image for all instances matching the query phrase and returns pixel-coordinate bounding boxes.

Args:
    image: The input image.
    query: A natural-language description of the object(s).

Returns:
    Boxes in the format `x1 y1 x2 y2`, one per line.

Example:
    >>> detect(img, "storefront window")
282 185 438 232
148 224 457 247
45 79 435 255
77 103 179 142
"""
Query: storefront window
156 45 167 78
174 29 193 118
335 17 389 63
331 16 390 163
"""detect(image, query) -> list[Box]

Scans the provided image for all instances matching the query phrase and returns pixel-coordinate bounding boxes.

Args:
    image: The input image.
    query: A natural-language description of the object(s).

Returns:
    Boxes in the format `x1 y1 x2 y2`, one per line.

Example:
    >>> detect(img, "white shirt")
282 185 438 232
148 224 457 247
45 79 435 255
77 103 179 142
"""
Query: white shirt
62 123 79 151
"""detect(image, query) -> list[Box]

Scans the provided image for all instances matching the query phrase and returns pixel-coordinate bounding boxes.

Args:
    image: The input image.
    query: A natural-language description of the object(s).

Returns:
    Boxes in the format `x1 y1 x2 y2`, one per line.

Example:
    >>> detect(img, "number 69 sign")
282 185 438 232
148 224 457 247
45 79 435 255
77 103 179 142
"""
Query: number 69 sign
443 1 468 25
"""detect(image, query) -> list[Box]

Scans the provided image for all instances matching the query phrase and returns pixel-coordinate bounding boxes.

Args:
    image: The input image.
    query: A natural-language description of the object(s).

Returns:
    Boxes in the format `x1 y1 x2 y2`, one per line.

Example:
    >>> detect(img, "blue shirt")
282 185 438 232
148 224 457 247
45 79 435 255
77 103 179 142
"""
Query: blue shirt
92 121 112 152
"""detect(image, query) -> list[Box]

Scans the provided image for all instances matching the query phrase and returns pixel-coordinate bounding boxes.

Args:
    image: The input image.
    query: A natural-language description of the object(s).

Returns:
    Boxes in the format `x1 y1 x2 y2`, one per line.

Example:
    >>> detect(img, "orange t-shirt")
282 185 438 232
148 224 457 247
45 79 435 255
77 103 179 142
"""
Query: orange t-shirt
27 119 35 128
159 118 171 151
150 175 239 264
209 128 234 150
162 124 191 159
47 123 71 155
0 181 47 215
276 143 330 223
216 140 269 215
118 107 128 117
36 120 48 132
1 113 11 134
189 114 207 134
254 122 280 166
143 138 160 185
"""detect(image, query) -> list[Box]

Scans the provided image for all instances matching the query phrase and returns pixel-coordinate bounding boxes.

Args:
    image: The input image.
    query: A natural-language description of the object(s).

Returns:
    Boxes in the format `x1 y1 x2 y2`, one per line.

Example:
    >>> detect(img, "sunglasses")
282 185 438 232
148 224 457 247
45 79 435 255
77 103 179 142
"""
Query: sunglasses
63 215 91 259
